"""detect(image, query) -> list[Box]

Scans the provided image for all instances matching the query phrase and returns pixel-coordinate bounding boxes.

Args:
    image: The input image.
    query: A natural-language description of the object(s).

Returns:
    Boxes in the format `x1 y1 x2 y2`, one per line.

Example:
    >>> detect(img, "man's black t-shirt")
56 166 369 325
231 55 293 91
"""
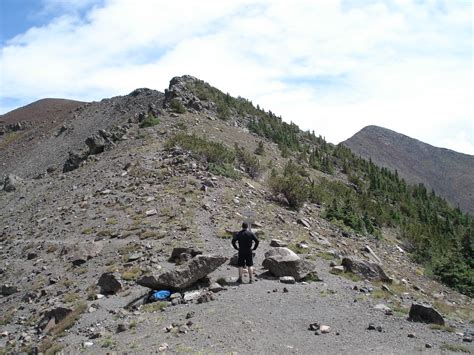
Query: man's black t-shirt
232 229 259 252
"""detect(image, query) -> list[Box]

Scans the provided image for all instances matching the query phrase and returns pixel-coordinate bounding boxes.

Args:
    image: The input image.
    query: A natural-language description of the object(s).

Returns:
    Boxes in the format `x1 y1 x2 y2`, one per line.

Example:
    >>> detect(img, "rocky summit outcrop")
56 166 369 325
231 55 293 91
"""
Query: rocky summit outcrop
341 256 391 282
138 255 227 291
262 247 317 281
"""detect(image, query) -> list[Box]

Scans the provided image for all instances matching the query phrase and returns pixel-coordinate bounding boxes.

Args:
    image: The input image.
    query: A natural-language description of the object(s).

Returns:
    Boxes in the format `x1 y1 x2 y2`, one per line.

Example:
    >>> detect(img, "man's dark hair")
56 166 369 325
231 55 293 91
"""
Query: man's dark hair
242 222 249 229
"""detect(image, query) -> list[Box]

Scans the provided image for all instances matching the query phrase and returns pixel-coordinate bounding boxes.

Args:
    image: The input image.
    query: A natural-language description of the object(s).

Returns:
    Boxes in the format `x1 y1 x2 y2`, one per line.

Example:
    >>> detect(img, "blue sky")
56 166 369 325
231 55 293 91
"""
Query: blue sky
0 0 472 154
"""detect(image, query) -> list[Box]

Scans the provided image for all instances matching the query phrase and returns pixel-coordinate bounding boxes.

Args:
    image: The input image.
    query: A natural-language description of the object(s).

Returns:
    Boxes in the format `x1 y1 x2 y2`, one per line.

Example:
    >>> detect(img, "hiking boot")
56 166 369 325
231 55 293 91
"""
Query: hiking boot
237 278 243 284
249 278 254 284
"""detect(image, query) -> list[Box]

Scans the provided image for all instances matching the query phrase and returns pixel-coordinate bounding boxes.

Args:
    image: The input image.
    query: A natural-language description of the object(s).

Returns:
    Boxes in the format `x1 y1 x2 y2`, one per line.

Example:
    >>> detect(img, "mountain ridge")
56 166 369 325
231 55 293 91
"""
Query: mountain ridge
0 76 472 354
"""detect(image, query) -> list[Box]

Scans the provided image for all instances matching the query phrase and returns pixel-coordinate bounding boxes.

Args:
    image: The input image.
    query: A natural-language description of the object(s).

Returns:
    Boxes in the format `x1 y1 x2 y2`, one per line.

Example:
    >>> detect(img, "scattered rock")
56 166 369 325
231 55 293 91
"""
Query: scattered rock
341 257 391 282
183 290 201 302
186 312 195 319
145 209 157 216
407 333 416 338
425 343 432 348
3 174 22 192
279 276 296 284
309 232 331 247
209 282 226 293
297 218 311 228
158 343 169 352
179 325 189 334
197 291 215 304
408 303 444 325
27 252 38 260
1 284 19 296
98 273 122 295
138 255 227 291
270 239 288 247
374 304 392 313
283 287 289 293
362 245 382 263
320 325 331 334
116 323 127 333
83 342 94 348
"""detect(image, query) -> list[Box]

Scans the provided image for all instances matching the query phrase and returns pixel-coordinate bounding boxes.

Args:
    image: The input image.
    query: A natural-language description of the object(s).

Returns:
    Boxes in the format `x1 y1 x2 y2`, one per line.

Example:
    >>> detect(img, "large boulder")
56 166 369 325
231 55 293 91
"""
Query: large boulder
98 273 122 294
1 284 19 296
341 257 391 282
138 254 226 291
408 303 445 325
262 247 316 281
3 174 22 192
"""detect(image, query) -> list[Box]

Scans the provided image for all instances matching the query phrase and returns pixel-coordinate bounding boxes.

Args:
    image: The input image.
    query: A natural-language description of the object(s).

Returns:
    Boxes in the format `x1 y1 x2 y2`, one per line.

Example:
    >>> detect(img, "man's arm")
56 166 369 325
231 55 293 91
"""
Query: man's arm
252 233 259 250
232 234 239 250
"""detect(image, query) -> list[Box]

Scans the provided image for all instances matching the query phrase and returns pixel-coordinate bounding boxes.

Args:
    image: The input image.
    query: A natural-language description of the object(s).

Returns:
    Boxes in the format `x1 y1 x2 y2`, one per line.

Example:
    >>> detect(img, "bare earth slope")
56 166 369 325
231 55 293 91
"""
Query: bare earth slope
0 98 85 125
0 77 472 354
342 125 474 215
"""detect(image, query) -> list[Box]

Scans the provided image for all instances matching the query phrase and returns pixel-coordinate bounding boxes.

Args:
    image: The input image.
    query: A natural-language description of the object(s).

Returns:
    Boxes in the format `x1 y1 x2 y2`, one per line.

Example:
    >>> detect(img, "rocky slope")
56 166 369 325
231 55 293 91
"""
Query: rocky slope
0 77 472 354
342 125 474 215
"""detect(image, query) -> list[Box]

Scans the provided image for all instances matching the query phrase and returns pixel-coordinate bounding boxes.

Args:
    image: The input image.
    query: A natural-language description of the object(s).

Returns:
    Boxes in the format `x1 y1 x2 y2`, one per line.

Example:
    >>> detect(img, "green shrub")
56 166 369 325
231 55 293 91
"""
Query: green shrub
235 144 262 179
217 102 230 120
255 141 265 155
139 114 160 128
170 98 186 114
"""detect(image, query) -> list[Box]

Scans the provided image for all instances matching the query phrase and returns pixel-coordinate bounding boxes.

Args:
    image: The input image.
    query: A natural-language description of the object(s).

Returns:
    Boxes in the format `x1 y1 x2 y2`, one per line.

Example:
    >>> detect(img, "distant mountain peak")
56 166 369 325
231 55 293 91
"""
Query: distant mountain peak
343 126 474 214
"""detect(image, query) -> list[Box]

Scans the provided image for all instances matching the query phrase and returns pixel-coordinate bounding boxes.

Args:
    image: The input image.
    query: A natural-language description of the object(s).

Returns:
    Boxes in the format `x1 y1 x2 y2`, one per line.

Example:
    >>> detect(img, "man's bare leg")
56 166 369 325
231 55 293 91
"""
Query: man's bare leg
237 267 243 283
248 266 254 283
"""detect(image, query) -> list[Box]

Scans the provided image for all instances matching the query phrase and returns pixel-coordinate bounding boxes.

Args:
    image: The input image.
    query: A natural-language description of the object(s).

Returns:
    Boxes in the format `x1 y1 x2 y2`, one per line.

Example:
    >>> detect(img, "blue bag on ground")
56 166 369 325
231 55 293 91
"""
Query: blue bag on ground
150 290 171 301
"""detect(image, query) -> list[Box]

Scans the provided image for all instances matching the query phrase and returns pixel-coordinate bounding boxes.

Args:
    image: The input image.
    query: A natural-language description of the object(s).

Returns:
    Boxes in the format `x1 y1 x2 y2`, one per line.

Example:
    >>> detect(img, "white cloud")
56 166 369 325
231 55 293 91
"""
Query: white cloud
1 0 472 154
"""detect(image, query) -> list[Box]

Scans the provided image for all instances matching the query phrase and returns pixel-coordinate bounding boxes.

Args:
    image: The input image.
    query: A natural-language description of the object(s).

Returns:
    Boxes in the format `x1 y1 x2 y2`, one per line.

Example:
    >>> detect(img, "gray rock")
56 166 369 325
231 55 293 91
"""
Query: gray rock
98 273 122 295
408 303 444 325
197 291 215 304
279 276 296 284
309 232 331 247
209 282 226 293
1 284 19 296
262 248 316 281
62 242 103 266
137 255 227 291
3 174 22 192
270 239 288 247
374 304 392 313
63 150 89 172
297 218 311 228
341 257 391 282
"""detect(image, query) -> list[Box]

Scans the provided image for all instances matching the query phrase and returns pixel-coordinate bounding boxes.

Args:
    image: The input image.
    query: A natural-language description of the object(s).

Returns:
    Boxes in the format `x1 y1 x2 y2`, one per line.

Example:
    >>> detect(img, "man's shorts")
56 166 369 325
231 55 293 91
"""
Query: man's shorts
237 251 253 267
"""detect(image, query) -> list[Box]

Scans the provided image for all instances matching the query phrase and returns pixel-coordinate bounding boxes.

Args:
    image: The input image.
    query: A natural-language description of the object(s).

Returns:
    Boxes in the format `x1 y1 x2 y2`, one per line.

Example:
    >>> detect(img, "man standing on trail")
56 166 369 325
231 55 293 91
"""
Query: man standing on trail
232 222 259 284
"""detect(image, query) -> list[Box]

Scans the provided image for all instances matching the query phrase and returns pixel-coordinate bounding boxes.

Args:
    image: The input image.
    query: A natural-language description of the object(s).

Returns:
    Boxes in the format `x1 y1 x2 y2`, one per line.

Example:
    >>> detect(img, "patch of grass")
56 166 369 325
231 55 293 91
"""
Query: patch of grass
440 343 471 353
121 267 142 281
429 324 456 332
208 163 241 179
139 114 160 128
216 277 229 286
50 302 87 336
216 229 233 239
319 289 336 297
129 320 138 329
63 292 81 304
0 131 19 149
301 271 321 282
97 229 113 237
106 217 117 225
371 289 390 299
315 251 336 261
287 243 308 255
101 336 117 348
340 271 362 282
141 301 168 313
81 227 94 235
38 339 64 355
392 303 409 316
0 307 15 326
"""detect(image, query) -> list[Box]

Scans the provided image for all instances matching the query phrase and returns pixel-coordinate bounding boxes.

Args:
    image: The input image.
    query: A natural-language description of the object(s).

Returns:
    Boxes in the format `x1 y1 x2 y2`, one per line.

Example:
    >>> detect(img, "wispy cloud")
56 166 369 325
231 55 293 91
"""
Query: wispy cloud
1 0 472 154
